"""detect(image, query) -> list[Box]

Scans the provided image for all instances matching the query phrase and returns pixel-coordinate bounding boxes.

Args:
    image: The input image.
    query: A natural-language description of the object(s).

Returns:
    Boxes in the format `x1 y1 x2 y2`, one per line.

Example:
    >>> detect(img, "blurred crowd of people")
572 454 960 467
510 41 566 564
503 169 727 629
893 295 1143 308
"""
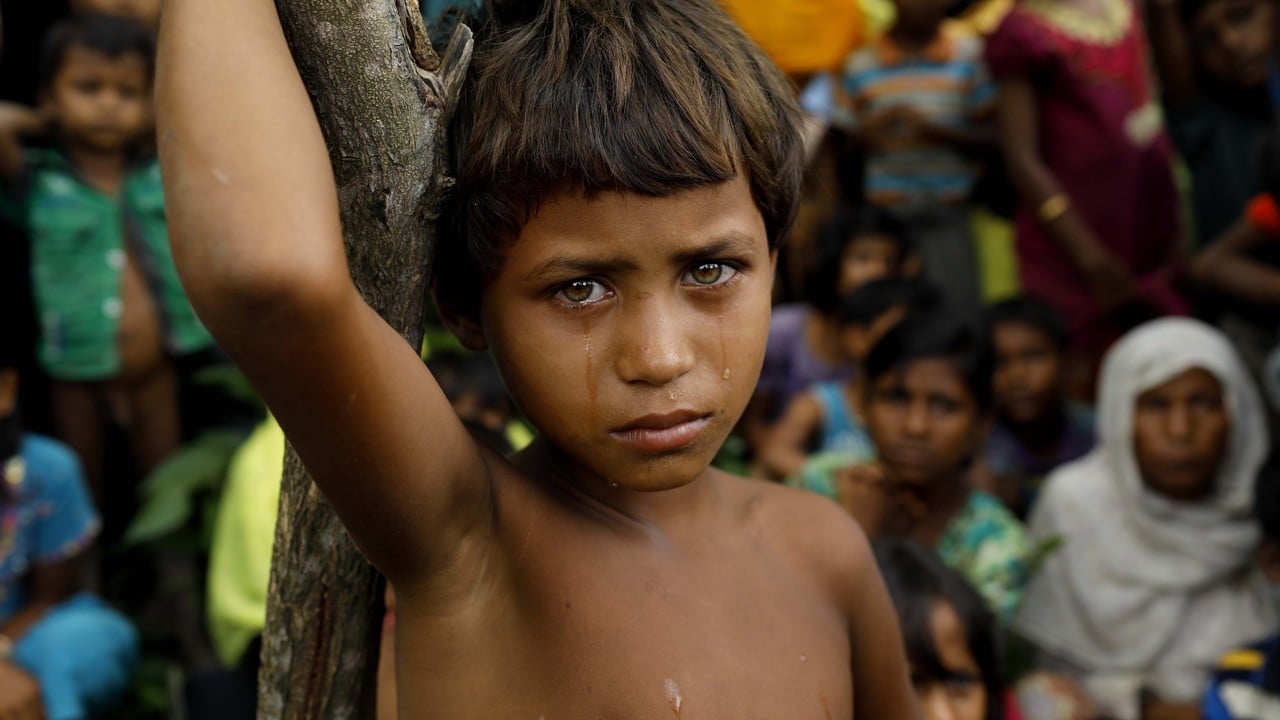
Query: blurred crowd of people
1 0 1279 718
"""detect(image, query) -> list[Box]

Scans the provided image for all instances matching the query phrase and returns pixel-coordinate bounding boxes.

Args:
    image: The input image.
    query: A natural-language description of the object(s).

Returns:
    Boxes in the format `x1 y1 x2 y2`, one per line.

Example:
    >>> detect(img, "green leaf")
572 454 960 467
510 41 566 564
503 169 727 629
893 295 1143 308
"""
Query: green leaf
122 430 247 546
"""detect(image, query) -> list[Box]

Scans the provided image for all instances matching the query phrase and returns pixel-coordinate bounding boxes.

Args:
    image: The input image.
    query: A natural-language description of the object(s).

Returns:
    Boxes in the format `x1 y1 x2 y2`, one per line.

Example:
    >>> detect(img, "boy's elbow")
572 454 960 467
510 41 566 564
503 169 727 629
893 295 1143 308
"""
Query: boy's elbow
180 243 352 339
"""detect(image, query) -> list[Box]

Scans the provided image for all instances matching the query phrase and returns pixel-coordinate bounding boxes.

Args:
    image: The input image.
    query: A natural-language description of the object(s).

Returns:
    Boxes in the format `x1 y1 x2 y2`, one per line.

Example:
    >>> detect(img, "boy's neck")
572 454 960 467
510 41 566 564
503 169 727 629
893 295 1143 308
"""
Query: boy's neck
65 143 129 196
513 437 716 532
887 25 942 53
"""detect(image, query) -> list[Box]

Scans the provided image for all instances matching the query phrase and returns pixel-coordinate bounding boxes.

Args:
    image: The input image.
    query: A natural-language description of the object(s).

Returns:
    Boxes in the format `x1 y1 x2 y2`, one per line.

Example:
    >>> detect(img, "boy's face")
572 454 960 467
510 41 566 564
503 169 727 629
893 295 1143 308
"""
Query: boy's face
866 358 984 486
475 176 775 492
992 322 1064 425
1133 367 1229 502
1193 0 1276 88
838 234 902 296
41 46 150 155
892 0 949 38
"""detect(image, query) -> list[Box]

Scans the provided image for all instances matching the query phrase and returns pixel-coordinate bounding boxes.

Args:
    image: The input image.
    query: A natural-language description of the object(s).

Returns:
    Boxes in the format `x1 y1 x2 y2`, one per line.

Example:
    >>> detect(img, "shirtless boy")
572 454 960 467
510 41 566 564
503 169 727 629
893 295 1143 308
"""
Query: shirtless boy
156 0 918 717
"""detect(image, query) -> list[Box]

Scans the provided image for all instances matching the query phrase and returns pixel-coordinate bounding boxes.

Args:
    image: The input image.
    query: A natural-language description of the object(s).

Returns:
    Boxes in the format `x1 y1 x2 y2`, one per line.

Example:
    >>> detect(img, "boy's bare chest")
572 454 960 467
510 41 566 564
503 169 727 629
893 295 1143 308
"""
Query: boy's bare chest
395 533 853 718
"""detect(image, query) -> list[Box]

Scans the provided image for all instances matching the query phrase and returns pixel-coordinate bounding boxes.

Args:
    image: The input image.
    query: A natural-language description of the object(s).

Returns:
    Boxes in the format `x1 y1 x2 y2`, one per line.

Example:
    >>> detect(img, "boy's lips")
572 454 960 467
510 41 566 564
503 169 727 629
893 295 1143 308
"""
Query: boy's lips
610 410 712 453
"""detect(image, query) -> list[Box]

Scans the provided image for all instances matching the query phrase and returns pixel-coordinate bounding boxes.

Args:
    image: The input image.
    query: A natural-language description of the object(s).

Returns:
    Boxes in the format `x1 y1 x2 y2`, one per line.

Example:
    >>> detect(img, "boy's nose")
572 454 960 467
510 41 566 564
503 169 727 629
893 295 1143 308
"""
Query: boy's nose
903 401 930 437
614 301 695 386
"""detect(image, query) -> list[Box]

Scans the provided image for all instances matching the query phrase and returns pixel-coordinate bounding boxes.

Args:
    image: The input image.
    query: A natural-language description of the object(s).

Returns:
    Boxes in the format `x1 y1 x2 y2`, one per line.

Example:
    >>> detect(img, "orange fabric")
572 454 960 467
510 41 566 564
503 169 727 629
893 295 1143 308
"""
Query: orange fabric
720 0 865 75
1246 193 1280 238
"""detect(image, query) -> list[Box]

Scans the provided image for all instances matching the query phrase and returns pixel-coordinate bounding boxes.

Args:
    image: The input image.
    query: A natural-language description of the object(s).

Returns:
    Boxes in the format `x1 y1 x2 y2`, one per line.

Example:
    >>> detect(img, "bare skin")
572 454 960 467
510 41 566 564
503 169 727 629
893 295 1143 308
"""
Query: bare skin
156 0 919 718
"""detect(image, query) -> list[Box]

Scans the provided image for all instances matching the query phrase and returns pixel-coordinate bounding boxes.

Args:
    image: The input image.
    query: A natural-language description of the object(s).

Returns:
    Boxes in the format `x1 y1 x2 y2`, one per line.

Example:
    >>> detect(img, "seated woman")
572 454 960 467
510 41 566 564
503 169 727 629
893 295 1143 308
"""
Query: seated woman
840 307 1031 622
1015 318 1276 720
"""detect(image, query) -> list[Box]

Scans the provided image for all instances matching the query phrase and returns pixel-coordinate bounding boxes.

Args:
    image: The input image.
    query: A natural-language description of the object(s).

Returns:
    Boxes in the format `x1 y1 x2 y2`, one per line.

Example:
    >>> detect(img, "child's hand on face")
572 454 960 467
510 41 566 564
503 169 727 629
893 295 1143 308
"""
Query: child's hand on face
0 660 43 720
835 462 927 537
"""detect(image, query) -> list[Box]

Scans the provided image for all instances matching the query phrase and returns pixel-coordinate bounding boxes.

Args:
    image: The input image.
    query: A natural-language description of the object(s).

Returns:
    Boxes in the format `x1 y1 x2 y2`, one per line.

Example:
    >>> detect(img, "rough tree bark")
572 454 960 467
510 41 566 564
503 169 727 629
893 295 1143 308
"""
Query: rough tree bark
258 2 471 718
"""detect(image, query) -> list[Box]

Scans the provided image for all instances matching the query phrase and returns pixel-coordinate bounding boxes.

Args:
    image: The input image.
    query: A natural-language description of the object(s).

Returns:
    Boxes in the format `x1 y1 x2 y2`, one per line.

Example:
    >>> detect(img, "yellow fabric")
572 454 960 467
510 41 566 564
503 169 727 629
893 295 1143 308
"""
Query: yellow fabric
1217 649 1266 671
720 0 865 75
860 0 1013 39
206 416 284 668
972 207 1020 302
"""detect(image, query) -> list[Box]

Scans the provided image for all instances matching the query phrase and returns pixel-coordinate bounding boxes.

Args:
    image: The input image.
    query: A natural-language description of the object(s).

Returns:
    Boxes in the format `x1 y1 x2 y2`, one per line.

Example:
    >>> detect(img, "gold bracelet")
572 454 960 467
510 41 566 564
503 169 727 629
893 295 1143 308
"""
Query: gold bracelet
1037 194 1070 224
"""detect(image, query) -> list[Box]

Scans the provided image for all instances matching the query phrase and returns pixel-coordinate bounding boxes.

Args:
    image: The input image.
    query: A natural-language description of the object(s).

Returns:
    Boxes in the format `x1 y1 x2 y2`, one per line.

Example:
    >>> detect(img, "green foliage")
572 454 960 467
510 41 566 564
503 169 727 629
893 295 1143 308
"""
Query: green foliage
122 429 247 548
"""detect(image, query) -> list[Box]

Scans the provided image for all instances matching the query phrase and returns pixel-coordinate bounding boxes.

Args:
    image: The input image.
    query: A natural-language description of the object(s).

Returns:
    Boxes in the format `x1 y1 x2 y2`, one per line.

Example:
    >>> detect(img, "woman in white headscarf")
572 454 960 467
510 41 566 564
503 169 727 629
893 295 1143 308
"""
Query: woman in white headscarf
1014 318 1276 720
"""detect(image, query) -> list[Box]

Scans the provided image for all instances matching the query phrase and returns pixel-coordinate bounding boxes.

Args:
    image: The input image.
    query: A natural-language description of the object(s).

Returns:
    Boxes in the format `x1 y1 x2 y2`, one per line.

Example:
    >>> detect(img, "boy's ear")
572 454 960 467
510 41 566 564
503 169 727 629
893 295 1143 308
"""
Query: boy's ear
431 286 488 351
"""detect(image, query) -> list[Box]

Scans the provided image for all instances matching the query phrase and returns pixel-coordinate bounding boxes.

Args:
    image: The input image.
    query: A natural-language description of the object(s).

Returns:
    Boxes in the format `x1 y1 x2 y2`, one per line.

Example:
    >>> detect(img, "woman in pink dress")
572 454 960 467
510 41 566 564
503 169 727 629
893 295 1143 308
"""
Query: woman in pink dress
985 0 1189 396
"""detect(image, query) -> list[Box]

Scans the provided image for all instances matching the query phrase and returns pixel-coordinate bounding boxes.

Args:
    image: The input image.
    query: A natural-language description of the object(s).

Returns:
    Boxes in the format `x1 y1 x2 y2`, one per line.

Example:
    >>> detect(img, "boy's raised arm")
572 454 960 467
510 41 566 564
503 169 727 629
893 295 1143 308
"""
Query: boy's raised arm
155 0 491 584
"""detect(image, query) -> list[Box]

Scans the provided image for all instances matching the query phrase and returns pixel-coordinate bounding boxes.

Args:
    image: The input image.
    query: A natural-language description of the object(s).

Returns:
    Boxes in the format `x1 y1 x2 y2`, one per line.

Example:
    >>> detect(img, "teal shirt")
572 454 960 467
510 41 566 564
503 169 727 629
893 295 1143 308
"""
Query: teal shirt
937 489 1031 623
3 150 213 380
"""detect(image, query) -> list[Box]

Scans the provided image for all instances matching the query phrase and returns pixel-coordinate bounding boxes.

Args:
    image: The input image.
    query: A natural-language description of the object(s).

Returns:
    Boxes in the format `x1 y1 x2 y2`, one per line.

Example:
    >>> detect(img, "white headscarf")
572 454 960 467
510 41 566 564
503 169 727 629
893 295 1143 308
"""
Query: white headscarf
1014 318 1276 717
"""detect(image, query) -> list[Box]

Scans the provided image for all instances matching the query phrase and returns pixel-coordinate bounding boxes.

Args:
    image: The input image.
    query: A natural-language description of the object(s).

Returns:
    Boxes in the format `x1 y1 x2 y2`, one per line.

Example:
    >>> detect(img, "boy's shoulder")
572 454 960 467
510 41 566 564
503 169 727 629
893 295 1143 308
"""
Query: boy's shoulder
714 472 878 592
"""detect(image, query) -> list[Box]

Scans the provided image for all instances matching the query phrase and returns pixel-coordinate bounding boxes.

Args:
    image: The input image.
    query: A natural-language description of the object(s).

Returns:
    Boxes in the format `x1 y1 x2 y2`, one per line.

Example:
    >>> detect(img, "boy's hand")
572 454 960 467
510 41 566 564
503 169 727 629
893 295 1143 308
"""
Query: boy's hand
834 462 926 537
0 103 47 139
0 661 43 720
862 106 928 152
1074 243 1142 313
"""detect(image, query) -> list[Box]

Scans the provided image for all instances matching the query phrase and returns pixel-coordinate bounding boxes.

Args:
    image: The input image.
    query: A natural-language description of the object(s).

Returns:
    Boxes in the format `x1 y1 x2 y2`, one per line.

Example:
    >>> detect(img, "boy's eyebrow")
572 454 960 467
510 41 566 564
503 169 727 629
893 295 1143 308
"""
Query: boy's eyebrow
523 232 761 281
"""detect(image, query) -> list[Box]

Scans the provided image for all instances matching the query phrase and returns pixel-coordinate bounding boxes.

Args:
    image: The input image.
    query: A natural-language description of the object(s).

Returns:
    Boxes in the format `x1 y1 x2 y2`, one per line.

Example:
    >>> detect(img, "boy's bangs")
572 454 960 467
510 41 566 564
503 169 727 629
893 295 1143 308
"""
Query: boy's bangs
446 0 803 276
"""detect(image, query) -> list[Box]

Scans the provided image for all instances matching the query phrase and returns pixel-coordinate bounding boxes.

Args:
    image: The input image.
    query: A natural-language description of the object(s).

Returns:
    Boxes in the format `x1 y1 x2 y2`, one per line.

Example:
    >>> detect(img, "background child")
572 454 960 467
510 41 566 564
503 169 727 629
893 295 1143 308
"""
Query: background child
985 0 1189 396
158 0 918 715
0 13 212 512
874 537 1005 720
1149 0 1276 244
1016 318 1275 720
835 0 996 313
839 307 1031 622
760 277 938 485
0 349 139 720
748 203 917 452
975 296 1093 517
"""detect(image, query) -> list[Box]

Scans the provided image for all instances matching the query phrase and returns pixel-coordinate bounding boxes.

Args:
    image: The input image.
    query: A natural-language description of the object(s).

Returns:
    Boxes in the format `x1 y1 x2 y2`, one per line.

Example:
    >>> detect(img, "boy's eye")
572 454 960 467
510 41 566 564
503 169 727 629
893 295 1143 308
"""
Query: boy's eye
683 262 737 287
556 279 608 306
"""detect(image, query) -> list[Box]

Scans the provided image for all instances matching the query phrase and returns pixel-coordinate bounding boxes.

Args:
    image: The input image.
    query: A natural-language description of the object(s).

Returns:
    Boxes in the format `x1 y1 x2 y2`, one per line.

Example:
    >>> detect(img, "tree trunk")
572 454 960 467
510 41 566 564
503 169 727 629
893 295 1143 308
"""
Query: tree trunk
258 2 471 718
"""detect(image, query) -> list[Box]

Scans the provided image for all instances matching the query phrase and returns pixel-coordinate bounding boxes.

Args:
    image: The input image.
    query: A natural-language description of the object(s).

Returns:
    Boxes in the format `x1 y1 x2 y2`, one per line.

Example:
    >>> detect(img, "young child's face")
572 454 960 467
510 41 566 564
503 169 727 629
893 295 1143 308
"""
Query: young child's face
838 234 902 296
914 601 988 720
992 322 1064 426
71 0 162 29
42 46 150 155
866 358 984 486
1192 0 1276 88
476 176 775 491
1133 367 1229 501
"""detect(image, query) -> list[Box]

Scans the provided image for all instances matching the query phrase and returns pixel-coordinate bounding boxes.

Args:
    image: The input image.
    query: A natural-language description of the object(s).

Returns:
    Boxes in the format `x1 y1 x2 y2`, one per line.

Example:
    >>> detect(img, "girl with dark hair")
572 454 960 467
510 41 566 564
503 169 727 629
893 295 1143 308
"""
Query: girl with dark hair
841 307 1031 622
874 538 1006 720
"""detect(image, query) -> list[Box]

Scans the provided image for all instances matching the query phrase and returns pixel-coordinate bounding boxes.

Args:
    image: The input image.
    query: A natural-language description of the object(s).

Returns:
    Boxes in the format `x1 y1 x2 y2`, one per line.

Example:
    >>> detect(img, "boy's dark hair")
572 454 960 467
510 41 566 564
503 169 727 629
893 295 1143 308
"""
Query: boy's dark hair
1255 449 1280 543
38 12 155 90
873 539 1001 720
984 296 1069 351
839 277 939 329
436 0 804 313
864 306 995 409
804 204 912 314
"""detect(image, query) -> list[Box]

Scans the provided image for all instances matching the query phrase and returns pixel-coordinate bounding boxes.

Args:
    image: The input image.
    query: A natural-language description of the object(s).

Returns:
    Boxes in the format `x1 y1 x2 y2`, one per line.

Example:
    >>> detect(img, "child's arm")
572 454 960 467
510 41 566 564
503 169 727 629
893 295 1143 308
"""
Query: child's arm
157 0 491 585
1190 217 1280 306
757 391 824 480
0 102 42 185
995 78 1140 312
835 516 920 720
1146 0 1199 111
